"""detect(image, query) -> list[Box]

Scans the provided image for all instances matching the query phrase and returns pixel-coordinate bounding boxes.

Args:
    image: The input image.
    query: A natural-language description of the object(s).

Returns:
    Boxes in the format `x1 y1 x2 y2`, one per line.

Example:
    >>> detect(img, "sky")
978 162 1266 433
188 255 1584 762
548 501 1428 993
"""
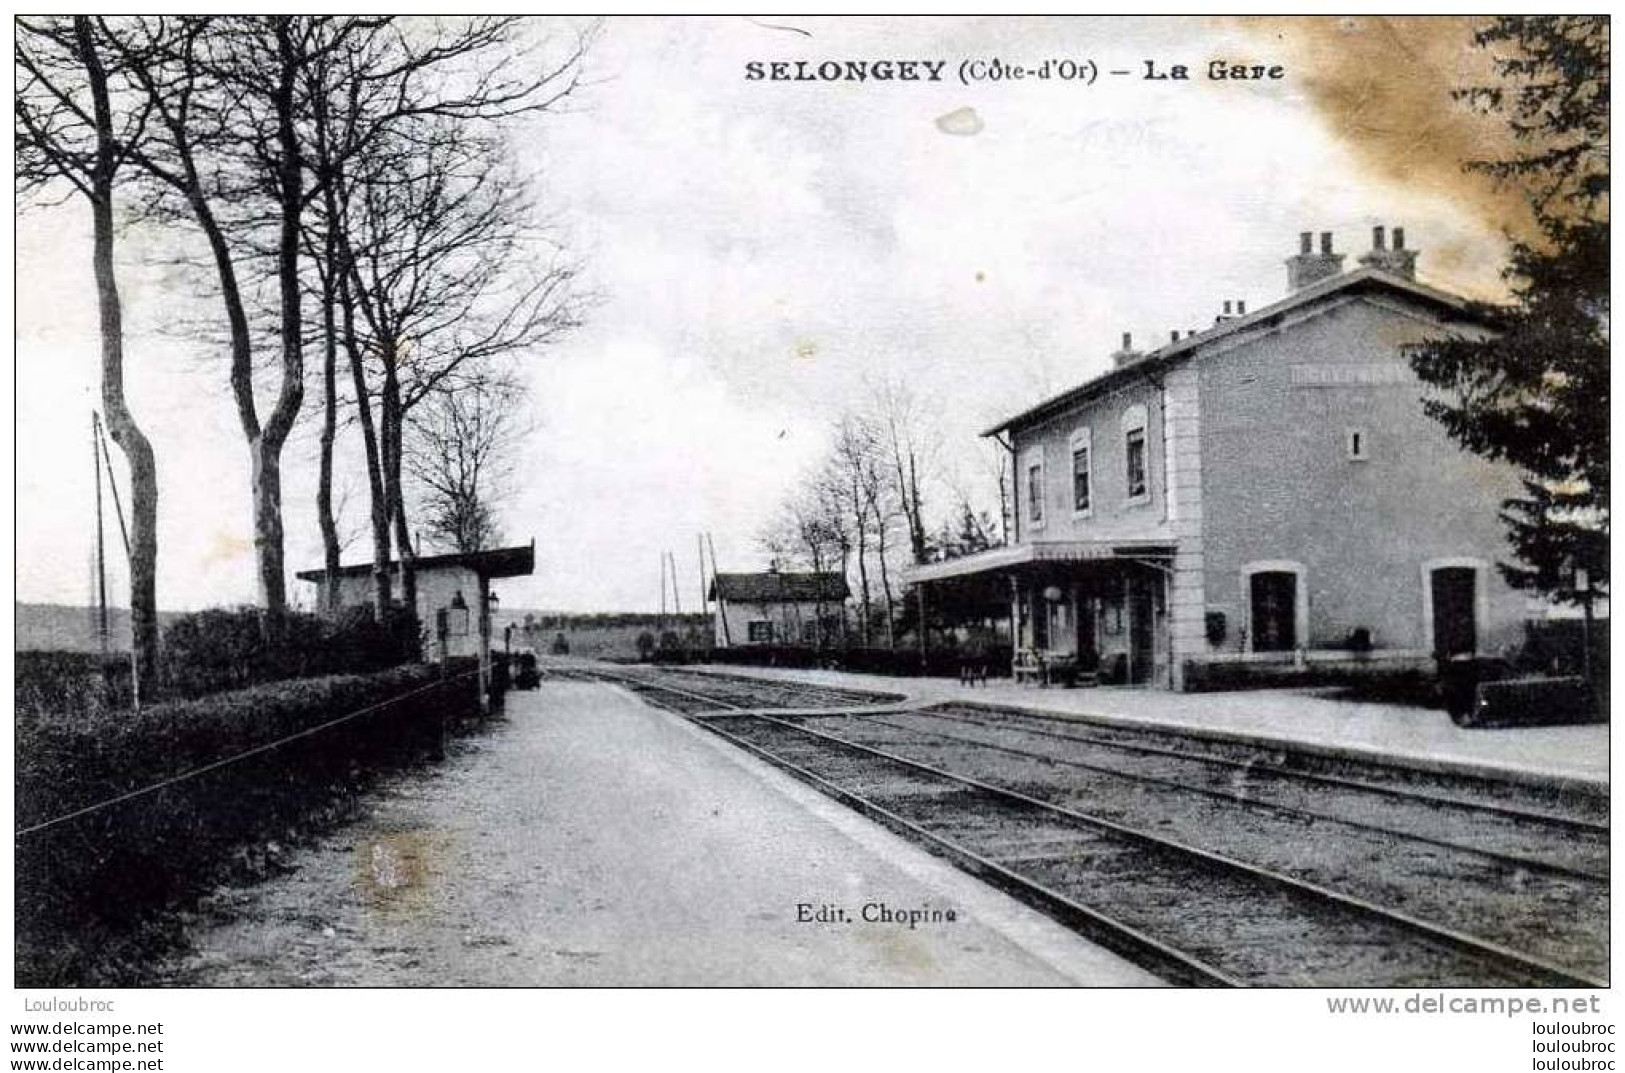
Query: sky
15 15 1520 613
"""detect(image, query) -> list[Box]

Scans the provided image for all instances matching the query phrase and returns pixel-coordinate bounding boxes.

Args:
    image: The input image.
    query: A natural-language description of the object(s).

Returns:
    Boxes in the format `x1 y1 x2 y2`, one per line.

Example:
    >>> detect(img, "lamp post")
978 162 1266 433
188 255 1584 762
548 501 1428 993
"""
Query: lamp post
477 582 499 716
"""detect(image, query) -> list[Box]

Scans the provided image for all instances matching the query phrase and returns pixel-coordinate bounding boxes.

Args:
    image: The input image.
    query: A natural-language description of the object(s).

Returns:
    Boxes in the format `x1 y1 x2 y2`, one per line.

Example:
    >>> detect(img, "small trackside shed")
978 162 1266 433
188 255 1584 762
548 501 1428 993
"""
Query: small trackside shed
708 570 850 648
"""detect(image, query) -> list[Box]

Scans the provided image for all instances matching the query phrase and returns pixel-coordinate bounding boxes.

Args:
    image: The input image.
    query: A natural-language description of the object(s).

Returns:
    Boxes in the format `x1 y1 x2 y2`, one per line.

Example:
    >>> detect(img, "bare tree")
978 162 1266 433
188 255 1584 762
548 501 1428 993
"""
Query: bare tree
826 417 877 645
16 15 162 694
760 489 847 645
340 124 579 610
84 16 324 613
856 434 900 649
407 380 523 554
310 18 589 613
95 16 586 616
867 377 938 566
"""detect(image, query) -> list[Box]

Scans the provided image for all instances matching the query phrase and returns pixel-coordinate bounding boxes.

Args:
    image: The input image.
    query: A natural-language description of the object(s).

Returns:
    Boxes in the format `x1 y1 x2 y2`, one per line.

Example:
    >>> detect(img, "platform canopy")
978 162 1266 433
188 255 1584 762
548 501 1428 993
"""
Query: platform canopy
296 540 535 583
904 539 1175 585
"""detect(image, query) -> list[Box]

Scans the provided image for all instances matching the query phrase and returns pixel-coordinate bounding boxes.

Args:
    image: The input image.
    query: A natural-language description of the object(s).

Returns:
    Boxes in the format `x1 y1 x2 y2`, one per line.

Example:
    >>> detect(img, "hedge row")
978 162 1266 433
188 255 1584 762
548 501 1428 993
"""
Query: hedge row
16 661 482 987
159 605 420 698
15 650 135 720
17 607 422 718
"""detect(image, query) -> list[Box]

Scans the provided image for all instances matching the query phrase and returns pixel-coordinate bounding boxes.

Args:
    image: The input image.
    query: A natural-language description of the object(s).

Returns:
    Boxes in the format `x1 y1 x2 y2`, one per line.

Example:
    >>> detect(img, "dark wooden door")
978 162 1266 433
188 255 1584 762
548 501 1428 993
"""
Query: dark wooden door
1431 567 1478 657
1076 592 1096 660
1250 572 1297 652
1128 578 1154 683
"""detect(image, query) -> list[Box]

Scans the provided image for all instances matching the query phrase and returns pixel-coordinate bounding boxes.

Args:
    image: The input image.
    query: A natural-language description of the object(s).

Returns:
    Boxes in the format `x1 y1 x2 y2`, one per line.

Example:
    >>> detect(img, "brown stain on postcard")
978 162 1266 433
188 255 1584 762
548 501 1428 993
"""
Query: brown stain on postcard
356 829 445 914
201 531 254 568
1231 17 1538 243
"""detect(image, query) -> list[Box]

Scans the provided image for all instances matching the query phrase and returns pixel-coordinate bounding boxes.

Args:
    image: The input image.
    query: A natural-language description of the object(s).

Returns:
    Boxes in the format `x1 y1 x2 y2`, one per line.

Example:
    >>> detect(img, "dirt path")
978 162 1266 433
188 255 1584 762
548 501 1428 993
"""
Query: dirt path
161 681 1156 986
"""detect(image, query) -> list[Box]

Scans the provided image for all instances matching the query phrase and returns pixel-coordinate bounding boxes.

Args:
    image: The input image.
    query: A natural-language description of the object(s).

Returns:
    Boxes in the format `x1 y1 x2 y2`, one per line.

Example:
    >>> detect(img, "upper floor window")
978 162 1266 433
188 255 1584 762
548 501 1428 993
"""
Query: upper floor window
1070 427 1092 515
1023 448 1045 527
1121 404 1149 502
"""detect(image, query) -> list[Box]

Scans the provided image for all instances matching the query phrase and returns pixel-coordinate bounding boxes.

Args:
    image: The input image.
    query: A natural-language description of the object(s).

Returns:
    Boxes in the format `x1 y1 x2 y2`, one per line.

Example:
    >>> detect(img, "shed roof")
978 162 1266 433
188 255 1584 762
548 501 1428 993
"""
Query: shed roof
708 571 850 604
296 541 535 582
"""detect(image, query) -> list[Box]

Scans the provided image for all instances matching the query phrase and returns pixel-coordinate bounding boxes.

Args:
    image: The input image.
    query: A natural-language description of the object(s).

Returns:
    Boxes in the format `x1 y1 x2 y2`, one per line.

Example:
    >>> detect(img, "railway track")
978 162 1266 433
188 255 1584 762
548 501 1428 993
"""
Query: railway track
863 706 1608 876
565 664 903 713
920 702 1610 830
583 665 1609 987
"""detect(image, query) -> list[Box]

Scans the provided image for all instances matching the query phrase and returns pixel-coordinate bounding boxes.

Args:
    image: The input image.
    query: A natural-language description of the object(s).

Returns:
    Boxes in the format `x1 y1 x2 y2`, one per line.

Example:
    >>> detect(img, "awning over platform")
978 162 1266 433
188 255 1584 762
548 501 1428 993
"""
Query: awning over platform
296 539 536 583
904 539 1176 584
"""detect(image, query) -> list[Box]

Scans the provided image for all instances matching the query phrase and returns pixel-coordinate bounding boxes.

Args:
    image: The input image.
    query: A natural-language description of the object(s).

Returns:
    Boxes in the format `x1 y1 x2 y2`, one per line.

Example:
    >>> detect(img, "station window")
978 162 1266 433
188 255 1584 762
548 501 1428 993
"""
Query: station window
1023 448 1046 527
1125 428 1148 500
1121 404 1149 503
1070 428 1092 515
747 620 774 643
1346 427 1369 462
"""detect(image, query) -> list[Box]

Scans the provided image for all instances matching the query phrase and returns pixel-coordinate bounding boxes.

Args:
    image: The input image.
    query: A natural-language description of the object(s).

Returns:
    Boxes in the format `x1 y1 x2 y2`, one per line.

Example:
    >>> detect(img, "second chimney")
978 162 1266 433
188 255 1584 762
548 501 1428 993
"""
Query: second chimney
1287 230 1345 291
1111 331 1143 369
1358 222 1419 279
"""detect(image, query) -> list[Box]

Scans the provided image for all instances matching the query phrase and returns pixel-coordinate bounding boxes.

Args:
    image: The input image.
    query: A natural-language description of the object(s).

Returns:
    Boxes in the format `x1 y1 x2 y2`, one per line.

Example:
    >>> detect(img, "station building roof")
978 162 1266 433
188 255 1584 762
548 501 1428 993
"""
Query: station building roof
708 571 850 604
981 267 1494 439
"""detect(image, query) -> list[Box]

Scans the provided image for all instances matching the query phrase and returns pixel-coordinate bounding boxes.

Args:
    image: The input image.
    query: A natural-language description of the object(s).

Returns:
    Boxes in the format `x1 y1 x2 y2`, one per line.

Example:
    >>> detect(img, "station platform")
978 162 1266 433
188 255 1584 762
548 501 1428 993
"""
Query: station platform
172 681 1163 986
672 664 1611 789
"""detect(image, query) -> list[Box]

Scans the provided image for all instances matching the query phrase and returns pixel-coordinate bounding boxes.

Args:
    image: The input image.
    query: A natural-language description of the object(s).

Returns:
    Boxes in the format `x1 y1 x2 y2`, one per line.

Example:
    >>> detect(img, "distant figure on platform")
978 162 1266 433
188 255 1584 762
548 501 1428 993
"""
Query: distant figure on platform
959 628 990 687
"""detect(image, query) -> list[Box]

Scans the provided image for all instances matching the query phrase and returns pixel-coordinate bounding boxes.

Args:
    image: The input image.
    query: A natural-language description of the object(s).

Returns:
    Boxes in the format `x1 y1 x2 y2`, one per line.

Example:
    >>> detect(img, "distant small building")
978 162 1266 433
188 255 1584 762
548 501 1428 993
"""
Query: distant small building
708 571 849 648
296 542 535 663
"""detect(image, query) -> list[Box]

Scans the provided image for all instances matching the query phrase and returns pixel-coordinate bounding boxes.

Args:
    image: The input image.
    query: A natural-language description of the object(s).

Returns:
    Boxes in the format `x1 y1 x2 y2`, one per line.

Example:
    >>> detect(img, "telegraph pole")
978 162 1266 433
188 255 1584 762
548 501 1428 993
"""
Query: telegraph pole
697 534 708 617
707 532 731 647
92 412 108 661
94 412 139 707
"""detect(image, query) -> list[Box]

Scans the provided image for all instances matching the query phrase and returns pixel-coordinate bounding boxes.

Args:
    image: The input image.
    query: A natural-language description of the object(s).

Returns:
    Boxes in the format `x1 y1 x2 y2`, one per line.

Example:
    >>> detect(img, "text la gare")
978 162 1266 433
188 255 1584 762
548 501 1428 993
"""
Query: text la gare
1146 59 1285 80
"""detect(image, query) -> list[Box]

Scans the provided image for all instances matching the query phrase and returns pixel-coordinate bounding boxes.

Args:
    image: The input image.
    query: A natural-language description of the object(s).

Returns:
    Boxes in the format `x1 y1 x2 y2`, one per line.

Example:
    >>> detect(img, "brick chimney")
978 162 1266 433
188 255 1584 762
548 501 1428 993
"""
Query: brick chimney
1286 230 1345 290
1111 331 1143 369
1357 224 1418 279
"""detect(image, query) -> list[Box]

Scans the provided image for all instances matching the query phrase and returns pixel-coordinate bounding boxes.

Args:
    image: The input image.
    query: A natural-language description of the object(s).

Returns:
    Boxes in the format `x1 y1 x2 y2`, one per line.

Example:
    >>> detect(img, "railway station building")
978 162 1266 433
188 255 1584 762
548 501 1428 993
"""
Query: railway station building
909 226 1551 690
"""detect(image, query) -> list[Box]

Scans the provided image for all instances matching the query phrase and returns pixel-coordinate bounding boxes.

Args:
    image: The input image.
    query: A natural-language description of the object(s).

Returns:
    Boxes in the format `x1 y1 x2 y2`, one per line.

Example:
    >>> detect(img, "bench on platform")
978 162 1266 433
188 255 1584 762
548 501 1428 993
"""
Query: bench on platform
1012 648 1045 685
1013 649 1101 688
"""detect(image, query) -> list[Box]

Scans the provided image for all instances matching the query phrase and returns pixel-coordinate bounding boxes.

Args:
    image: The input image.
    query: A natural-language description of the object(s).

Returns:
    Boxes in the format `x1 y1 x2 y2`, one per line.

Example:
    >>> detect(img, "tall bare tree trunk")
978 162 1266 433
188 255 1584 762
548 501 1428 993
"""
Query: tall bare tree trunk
346 323 392 614
78 15 159 696
255 18 307 614
310 72 344 615
906 449 927 563
315 240 342 612
876 521 896 649
851 475 871 646
381 363 416 615
332 208 393 615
